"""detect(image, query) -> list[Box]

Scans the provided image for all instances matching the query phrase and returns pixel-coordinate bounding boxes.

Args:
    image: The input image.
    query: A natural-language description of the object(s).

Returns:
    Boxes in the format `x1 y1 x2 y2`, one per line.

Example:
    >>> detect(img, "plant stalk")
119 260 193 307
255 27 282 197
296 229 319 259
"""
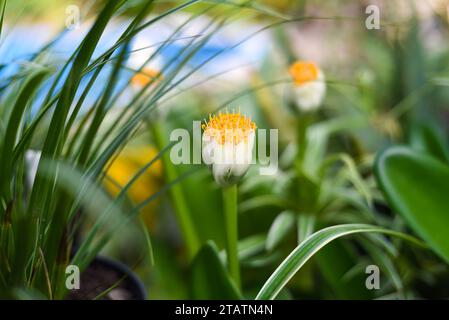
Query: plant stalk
295 112 312 170
222 184 240 289
152 122 200 260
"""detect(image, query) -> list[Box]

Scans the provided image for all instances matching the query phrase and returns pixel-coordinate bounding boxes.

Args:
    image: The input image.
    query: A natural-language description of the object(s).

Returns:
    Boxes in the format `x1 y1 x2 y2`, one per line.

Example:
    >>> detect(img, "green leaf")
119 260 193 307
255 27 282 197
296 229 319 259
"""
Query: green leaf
297 214 315 244
400 19 428 120
28 0 122 225
220 234 266 262
316 240 372 299
320 153 373 207
375 146 449 263
410 122 449 164
0 68 48 199
266 211 295 251
360 238 403 294
256 224 423 300
138 217 154 266
0 0 6 39
190 241 242 300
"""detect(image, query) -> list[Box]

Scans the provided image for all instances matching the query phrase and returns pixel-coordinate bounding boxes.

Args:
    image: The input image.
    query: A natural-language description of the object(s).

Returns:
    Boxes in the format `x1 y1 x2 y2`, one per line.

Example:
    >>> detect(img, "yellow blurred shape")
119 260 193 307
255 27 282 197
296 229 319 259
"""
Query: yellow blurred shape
131 67 163 88
104 145 163 229
371 113 402 140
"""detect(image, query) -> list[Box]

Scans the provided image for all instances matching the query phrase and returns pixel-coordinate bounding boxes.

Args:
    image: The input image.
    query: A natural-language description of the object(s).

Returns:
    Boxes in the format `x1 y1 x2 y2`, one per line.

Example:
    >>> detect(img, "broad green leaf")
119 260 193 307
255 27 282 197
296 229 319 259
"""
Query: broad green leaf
256 224 423 300
375 146 449 263
266 211 295 251
410 122 449 164
190 241 242 300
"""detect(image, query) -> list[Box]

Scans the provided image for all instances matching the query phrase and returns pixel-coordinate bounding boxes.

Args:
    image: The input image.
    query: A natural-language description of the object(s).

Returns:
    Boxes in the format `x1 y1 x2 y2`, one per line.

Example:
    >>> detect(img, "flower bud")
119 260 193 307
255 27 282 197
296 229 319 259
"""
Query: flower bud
289 61 326 112
202 112 256 187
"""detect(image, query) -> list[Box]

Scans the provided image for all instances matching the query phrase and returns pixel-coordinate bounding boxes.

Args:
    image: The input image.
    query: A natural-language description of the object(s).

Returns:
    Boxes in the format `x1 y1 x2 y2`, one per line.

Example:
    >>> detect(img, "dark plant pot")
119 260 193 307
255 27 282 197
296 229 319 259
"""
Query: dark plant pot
66 255 147 300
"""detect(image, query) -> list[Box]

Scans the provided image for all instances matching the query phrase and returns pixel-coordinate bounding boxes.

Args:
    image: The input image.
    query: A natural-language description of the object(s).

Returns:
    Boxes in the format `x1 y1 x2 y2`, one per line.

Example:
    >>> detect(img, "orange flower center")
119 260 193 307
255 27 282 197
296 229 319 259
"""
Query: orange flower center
202 111 256 145
289 61 319 86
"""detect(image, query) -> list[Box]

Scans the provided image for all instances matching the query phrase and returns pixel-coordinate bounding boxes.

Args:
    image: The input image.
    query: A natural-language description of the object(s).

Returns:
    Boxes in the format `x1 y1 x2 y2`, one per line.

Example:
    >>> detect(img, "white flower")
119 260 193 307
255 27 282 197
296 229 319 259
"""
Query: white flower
202 112 256 187
289 61 326 112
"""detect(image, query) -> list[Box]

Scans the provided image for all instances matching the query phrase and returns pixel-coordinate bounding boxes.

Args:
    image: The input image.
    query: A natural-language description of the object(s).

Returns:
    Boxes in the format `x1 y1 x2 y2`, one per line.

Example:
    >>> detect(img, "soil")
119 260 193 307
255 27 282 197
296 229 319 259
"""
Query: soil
65 257 145 300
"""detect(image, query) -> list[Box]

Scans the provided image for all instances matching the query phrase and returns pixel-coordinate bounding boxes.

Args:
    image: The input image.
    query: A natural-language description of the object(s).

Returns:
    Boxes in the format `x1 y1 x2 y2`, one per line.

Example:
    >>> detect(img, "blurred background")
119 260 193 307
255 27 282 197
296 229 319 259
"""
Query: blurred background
2 0 449 299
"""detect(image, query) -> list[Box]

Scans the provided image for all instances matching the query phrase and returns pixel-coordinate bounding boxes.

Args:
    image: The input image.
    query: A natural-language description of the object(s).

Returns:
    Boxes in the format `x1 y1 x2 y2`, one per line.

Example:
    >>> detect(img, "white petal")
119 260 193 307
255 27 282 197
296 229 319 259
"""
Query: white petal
202 129 255 186
212 163 234 186
202 134 216 166
294 71 326 112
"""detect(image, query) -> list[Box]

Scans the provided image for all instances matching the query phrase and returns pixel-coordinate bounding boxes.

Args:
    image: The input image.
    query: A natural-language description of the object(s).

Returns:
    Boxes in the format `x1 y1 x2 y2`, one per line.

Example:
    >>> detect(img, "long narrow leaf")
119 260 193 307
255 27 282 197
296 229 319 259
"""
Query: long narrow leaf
256 224 424 300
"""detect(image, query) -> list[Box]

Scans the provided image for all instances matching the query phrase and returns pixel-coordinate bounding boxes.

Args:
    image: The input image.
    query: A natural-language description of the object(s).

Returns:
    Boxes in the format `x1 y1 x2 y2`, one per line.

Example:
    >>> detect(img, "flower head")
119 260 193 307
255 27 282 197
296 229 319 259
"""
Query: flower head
288 61 326 112
202 111 256 187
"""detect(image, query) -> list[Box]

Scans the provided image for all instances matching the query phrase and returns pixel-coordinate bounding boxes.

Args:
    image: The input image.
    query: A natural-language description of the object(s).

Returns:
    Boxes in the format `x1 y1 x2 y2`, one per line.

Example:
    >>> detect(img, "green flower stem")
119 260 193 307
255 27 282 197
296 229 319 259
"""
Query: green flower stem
295 112 313 170
294 113 319 212
152 122 200 260
222 184 240 289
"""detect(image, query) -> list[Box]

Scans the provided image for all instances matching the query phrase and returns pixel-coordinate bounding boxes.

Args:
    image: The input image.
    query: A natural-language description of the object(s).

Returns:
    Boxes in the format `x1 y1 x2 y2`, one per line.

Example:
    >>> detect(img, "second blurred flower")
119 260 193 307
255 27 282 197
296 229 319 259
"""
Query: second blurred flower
289 61 326 112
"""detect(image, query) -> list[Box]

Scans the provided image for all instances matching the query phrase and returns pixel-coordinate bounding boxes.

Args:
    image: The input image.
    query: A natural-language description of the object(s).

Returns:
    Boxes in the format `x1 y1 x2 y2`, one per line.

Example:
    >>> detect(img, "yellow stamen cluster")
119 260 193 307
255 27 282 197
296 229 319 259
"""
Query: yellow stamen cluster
202 111 256 145
131 67 162 87
289 61 319 86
